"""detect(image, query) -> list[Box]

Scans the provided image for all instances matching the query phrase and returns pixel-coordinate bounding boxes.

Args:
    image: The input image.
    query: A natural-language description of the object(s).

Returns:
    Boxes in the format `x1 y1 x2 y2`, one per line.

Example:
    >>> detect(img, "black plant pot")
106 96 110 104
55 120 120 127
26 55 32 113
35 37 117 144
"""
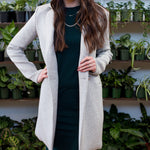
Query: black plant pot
110 9 117 22
136 87 145 99
121 9 131 22
125 88 133 98
27 89 36 98
0 87 10 99
133 10 143 22
12 89 23 100
37 49 44 62
145 10 150 22
135 53 145 60
27 11 34 20
111 49 117 60
8 11 16 22
0 51 4 62
119 49 130 61
16 11 26 22
0 11 9 22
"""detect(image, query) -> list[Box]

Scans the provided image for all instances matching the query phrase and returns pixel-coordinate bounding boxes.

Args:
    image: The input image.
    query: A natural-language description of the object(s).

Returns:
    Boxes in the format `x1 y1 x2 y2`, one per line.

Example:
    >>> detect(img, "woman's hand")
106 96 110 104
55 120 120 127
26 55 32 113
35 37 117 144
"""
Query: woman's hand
77 56 96 73
37 66 48 83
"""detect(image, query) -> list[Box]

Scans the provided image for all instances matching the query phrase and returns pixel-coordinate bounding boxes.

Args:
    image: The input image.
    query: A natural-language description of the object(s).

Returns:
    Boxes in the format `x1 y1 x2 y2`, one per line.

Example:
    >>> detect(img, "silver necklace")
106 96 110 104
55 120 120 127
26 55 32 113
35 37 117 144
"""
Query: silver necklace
67 10 79 17
65 18 80 27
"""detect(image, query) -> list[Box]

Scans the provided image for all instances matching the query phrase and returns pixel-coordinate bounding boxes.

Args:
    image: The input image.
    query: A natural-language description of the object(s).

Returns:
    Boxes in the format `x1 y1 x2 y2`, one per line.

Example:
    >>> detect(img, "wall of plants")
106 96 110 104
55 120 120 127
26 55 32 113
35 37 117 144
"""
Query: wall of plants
0 104 150 150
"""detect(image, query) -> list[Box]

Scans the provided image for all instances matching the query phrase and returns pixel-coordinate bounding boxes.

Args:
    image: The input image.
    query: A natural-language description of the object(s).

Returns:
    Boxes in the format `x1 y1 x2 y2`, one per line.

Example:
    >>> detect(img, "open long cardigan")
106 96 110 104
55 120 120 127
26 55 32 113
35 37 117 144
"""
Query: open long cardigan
6 3 113 150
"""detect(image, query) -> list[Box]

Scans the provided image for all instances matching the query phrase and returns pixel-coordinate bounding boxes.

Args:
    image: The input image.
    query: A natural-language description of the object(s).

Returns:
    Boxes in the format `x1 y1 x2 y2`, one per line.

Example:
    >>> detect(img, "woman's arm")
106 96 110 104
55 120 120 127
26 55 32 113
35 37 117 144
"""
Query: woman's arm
89 10 113 76
6 6 43 84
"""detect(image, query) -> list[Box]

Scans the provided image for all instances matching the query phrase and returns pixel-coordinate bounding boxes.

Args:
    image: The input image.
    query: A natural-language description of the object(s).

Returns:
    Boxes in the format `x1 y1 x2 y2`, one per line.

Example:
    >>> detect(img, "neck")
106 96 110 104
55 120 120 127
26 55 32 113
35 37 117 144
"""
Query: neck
63 0 80 7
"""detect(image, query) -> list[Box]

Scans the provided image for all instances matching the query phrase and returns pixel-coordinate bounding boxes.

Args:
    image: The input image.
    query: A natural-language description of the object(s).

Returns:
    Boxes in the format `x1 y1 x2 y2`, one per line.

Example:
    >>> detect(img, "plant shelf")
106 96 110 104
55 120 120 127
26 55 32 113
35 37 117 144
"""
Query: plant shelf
103 98 150 104
0 58 45 65
106 60 150 69
0 98 39 102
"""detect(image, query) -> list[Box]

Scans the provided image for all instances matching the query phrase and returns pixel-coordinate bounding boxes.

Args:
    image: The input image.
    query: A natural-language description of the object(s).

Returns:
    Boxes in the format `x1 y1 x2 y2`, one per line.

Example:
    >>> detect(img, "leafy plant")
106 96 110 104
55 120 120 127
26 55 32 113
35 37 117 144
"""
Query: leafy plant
0 21 19 49
0 1 10 11
134 0 145 12
130 39 148 68
7 71 25 91
0 67 10 88
26 0 38 11
136 76 150 101
100 73 110 88
9 0 26 11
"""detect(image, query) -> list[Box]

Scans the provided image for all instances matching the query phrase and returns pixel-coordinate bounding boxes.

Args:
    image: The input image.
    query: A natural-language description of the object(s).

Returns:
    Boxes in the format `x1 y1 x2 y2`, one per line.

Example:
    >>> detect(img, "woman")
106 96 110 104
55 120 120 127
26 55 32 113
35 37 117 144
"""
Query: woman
6 0 112 150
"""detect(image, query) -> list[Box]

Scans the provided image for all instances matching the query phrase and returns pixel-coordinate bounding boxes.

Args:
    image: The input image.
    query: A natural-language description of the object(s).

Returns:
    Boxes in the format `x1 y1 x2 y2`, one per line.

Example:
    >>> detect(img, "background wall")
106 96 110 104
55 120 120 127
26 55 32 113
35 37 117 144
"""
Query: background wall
0 0 150 121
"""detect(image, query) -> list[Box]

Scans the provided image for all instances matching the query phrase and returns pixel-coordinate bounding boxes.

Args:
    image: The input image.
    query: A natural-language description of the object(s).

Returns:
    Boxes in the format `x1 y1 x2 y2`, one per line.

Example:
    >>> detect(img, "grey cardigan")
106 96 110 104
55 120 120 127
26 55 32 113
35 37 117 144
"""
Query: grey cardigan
6 3 112 150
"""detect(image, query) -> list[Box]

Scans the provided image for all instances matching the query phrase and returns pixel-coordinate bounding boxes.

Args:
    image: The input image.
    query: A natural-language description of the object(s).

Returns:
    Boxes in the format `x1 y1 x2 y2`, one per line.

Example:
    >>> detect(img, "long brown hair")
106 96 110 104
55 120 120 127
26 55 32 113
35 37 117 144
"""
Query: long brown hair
51 0 108 53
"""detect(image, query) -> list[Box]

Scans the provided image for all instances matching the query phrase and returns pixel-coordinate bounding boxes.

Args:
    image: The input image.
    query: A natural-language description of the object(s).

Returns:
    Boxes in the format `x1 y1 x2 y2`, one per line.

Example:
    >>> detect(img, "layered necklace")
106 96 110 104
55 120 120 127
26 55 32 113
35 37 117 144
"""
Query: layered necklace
65 10 80 28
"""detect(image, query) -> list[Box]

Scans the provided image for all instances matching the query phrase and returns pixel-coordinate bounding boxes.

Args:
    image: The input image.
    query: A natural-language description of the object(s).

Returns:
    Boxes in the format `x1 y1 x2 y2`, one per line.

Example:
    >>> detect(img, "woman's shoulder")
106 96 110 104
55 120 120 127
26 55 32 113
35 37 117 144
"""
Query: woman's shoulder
35 3 52 14
95 3 109 16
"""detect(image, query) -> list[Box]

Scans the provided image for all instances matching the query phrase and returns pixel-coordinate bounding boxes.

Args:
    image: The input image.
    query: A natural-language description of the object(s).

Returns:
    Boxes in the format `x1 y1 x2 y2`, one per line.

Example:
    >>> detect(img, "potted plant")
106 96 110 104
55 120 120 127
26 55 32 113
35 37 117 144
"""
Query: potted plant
106 1 117 23
116 34 132 61
130 40 147 68
24 41 36 62
100 73 110 98
145 5 150 22
8 2 17 22
0 40 5 61
0 67 10 99
0 21 19 50
24 78 36 98
10 0 26 22
8 71 25 100
0 1 10 22
108 69 122 98
133 0 145 22
119 67 136 98
26 0 38 20
110 40 117 60
116 2 132 22
136 76 150 101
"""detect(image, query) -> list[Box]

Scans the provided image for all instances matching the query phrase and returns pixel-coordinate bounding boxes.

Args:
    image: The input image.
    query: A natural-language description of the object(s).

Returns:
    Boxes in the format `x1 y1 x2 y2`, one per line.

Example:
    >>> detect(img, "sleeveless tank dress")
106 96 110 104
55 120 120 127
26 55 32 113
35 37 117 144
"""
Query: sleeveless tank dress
46 5 81 150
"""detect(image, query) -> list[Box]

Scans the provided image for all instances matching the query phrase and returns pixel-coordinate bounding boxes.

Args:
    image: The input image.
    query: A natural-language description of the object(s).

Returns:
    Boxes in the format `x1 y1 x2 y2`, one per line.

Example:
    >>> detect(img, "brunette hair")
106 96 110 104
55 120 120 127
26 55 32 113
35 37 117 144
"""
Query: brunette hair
51 0 109 53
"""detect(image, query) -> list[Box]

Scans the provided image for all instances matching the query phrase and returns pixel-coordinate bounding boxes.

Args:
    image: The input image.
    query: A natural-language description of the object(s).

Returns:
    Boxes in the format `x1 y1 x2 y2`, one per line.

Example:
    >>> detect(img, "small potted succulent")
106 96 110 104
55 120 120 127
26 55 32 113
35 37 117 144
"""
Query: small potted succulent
24 42 36 62
133 0 145 22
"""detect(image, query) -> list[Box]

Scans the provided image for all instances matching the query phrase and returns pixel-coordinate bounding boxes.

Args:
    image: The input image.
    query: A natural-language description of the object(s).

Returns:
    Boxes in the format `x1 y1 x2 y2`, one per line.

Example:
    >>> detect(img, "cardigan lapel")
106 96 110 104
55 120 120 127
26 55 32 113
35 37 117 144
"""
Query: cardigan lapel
44 7 89 149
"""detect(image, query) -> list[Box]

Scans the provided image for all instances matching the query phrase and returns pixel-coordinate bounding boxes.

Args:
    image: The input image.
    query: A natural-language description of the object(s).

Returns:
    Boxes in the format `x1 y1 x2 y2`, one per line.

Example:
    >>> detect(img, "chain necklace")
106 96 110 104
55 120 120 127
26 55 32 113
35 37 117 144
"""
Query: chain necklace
67 10 80 17
65 17 80 27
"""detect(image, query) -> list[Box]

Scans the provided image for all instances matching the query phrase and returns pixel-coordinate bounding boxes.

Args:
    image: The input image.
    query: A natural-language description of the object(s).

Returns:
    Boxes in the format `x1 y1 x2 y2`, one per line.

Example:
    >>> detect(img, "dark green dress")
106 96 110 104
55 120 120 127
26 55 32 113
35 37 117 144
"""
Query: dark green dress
46 5 81 150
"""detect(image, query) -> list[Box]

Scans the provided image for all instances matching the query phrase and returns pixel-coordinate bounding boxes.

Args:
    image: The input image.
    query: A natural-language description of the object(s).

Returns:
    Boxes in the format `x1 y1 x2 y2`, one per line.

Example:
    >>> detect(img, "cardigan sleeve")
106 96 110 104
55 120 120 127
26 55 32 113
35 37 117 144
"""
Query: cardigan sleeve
6 6 43 84
89 10 113 76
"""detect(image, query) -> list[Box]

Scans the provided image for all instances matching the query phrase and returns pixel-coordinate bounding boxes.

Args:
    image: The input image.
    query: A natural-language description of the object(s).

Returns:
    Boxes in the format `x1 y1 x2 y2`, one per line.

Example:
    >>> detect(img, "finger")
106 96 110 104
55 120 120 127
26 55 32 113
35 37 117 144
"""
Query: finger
82 66 96 72
78 62 95 70
78 59 93 68
80 56 91 64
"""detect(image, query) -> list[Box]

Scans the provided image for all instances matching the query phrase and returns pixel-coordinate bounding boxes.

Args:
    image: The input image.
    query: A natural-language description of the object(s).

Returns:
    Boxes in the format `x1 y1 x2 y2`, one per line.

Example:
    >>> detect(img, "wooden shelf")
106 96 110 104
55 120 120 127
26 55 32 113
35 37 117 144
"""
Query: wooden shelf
0 58 45 65
106 60 150 70
0 98 39 102
103 98 150 104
